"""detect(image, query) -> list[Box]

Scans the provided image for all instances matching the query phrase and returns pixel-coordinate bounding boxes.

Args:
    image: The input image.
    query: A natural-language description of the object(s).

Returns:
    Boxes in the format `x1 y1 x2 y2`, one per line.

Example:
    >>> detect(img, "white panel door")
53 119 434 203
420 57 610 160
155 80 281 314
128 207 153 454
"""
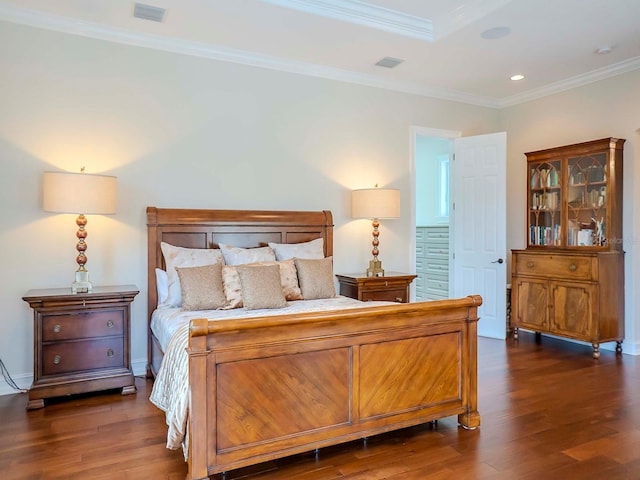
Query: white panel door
452 132 507 339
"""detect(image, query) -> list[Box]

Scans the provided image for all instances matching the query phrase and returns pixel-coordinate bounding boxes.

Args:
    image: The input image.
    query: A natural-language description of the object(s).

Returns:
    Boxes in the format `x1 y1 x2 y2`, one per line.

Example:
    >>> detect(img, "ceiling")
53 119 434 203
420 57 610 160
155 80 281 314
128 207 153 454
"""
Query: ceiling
1 0 639 108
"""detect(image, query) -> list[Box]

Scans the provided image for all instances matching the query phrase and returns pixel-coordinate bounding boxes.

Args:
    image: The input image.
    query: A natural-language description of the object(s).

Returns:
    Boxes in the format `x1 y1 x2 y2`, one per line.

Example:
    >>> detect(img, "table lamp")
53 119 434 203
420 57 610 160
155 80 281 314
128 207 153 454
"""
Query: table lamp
43 169 117 293
351 186 400 277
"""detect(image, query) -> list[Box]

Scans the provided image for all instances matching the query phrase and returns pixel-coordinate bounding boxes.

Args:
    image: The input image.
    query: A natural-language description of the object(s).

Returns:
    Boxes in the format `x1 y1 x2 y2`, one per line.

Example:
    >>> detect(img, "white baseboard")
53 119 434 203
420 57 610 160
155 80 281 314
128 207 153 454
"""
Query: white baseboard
0 357 149 397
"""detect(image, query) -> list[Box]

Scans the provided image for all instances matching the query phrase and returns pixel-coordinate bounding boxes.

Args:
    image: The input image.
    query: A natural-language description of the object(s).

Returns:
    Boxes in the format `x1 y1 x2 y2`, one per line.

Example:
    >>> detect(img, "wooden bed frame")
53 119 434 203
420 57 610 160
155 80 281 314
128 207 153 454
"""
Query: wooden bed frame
147 207 481 480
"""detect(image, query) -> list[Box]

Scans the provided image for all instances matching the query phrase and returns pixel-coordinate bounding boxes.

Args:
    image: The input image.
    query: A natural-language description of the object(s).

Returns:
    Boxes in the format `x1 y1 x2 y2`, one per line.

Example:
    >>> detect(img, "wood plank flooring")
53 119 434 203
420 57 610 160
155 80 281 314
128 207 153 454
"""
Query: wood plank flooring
2 332 640 479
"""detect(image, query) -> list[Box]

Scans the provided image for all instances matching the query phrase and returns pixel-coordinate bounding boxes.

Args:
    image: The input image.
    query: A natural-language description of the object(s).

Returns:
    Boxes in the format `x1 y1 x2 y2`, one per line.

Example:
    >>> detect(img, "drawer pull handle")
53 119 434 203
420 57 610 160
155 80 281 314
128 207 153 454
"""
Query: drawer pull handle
107 349 115 358
569 263 577 272
526 261 534 268
106 320 114 328
53 354 61 365
395 297 403 303
53 324 61 333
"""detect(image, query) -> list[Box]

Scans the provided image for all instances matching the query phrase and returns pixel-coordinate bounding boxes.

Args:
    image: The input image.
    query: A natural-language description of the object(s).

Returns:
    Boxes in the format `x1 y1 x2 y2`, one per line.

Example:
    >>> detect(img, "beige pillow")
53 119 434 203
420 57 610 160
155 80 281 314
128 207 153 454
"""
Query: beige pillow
259 259 303 301
268 238 324 261
294 257 336 300
221 260 302 309
160 242 224 307
219 243 276 265
236 264 287 310
175 264 227 311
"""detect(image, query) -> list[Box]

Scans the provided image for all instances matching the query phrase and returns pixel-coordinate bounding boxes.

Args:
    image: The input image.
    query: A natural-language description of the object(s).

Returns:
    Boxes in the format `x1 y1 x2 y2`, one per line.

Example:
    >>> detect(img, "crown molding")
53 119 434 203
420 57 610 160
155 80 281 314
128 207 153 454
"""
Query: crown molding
1 3 638 110
259 0 433 41
498 56 640 107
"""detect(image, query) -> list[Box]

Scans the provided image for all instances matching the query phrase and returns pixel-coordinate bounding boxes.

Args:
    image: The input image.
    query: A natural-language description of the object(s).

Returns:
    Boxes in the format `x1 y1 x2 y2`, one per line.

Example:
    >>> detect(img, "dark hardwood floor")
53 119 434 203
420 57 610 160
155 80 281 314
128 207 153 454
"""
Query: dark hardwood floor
2 332 640 479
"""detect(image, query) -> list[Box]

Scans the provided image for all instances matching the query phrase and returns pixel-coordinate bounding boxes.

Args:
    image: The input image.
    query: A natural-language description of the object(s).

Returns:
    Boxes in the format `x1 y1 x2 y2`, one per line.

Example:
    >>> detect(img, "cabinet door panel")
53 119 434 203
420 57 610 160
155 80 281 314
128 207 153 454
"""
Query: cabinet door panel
513 278 548 330
550 282 594 339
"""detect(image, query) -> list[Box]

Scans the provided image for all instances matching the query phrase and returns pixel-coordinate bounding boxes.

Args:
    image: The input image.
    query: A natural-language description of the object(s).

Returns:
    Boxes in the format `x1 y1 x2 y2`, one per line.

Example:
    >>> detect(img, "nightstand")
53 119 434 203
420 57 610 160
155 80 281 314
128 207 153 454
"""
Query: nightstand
336 272 417 303
22 285 139 410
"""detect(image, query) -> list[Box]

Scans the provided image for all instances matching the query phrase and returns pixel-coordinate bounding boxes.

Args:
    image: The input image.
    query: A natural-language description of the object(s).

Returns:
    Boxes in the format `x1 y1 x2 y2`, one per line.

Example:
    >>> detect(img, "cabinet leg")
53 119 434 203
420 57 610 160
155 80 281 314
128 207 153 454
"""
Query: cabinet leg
616 341 623 355
26 398 45 410
513 327 519 340
121 385 137 395
592 344 600 359
535 332 542 343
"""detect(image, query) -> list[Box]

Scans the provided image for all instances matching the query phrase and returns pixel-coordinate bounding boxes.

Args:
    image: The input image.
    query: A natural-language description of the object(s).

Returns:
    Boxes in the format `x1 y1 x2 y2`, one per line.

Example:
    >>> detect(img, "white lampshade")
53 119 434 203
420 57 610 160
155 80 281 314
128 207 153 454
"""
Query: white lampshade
43 171 117 215
351 188 400 219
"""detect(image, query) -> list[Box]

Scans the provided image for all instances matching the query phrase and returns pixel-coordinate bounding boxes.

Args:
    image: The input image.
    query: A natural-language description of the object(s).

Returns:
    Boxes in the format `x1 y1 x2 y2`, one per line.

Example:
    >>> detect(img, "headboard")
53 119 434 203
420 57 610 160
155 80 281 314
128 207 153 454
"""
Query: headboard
146 206 334 330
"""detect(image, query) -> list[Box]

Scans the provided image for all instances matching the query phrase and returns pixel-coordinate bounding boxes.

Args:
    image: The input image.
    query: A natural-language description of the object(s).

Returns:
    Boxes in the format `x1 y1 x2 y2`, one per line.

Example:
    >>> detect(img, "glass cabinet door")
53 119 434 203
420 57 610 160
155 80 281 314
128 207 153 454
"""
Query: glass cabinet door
566 153 607 247
528 160 561 246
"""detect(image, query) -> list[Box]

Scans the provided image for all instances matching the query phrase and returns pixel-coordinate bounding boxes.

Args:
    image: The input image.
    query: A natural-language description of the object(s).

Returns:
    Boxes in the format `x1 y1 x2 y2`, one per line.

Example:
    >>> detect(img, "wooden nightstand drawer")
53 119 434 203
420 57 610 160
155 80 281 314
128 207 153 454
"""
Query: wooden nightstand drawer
42 337 124 375
361 288 407 303
42 310 124 342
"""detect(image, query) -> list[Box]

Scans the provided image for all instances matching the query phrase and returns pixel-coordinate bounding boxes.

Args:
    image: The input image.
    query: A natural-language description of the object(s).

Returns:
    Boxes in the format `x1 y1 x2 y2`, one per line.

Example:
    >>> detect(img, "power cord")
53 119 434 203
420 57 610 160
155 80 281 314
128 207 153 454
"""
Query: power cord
0 357 28 393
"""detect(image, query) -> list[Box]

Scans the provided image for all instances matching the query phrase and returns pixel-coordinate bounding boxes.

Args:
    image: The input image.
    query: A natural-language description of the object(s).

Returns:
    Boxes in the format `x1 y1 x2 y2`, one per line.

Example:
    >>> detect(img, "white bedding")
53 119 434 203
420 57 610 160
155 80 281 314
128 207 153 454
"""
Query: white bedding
149 296 392 459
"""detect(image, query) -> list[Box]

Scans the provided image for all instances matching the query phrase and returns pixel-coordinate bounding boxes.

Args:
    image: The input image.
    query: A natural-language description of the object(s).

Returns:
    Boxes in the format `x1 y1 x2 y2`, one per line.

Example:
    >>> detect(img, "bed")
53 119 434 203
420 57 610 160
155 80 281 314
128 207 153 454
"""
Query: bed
146 206 481 480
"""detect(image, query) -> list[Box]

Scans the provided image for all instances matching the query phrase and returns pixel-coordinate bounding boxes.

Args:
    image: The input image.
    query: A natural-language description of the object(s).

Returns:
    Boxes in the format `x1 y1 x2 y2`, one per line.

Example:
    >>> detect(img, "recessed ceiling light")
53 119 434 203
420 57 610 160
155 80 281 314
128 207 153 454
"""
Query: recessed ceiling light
481 26 511 40
510 74 525 81
375 57 404 69
594 46 613 55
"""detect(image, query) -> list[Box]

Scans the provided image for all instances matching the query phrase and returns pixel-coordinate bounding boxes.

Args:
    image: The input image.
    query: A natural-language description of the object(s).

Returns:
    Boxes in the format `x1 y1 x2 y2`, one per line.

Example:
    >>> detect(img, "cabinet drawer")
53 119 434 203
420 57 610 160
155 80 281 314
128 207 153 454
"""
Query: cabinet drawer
416 228 426 242
424 227 449 241
416 242 425 257
361 289 406 303
425 245 449 257
426 279 449 293
42 337 124 375
514 254 596 281
425 261 448 276
42 310 124 342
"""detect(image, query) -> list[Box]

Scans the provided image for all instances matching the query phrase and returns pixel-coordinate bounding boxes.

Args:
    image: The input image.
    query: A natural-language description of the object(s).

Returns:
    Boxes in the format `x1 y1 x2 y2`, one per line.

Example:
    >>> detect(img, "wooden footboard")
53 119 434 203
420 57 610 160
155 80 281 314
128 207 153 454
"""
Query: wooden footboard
186 295 481 480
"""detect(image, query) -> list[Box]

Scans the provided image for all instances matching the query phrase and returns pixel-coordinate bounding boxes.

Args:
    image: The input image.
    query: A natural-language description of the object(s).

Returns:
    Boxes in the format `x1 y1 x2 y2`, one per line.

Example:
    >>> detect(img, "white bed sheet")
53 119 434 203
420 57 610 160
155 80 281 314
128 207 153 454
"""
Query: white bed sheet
150 295 386 352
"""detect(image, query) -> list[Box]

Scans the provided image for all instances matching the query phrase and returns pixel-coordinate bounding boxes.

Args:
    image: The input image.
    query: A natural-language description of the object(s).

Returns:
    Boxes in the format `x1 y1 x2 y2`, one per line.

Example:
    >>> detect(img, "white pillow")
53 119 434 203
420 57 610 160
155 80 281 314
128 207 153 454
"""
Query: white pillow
160 242 224 307
268 237 324 261
219 243 276 265
155 268 169 308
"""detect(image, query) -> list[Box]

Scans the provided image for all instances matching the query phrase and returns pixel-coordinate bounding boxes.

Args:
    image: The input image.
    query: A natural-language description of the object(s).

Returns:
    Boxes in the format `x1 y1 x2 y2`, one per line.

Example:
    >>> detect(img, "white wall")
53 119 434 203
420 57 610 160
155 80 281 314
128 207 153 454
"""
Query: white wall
500 70 640 353
0 21 501 394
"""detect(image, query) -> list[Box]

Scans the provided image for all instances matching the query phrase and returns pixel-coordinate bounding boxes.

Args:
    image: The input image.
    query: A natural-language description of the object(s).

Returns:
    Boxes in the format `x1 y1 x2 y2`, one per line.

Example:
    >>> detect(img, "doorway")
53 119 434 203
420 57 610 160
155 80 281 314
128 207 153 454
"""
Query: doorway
411 127 508 339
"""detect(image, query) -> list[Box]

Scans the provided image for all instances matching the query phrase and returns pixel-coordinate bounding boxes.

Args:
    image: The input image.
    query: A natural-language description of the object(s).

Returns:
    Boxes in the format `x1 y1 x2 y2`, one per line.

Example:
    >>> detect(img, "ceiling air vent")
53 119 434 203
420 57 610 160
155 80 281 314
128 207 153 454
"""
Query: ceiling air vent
133 3 166 23
375 57 404 68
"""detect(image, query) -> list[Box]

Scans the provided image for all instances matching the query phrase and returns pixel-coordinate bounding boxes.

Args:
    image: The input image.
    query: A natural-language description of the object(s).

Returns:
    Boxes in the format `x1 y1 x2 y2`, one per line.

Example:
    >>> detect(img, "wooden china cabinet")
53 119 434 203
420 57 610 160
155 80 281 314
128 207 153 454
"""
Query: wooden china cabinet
511 138 625 358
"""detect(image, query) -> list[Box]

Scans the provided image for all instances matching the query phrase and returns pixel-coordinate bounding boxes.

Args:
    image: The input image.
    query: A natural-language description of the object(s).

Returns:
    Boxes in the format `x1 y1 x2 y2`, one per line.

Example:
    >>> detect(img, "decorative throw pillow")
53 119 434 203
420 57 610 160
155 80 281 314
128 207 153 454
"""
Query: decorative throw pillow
268 237 324 261
219 243 276 265
294 257 336 300
161 242 224 307
175 264 227 311
220 265 243 309
236 264 287 310
220 259 302 309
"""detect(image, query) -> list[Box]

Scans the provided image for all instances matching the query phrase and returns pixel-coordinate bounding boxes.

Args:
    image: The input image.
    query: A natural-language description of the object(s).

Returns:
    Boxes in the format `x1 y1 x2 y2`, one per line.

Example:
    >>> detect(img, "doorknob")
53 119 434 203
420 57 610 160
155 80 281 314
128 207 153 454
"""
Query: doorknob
492 258 504 264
